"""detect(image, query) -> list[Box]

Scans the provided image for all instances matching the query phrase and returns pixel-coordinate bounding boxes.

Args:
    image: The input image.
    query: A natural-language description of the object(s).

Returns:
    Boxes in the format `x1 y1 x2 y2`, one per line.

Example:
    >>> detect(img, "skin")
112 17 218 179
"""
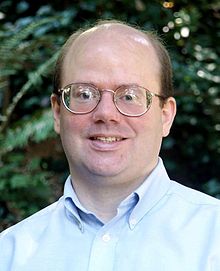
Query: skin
51 23 176 222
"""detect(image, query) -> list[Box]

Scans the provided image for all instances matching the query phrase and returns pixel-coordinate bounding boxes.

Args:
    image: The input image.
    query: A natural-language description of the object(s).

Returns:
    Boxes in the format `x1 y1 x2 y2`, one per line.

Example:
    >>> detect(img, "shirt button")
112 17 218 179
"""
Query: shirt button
130 218 137 225
102 233 111 242
130 218 137 226
78 223 83 231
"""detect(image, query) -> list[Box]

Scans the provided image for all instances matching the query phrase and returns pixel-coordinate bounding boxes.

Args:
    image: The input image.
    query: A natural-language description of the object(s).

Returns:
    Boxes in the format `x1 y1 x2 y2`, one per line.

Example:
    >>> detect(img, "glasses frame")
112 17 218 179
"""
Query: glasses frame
56 82 166 117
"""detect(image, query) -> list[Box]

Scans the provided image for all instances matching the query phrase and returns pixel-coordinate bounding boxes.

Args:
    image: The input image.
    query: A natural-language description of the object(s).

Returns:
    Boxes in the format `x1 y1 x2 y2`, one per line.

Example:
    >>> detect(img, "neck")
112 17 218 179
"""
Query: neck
70 172 148 223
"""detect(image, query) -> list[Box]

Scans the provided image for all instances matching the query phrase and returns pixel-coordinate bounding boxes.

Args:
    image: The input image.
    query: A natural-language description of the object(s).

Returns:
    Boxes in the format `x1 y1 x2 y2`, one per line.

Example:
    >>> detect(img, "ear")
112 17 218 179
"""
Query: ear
161 97 176 137
51 94 61 134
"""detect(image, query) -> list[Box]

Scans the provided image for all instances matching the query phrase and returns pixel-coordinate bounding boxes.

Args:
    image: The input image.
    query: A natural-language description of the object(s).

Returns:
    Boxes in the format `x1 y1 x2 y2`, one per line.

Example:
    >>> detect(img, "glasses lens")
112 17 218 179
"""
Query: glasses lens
62 84 100 113
115 85 152 116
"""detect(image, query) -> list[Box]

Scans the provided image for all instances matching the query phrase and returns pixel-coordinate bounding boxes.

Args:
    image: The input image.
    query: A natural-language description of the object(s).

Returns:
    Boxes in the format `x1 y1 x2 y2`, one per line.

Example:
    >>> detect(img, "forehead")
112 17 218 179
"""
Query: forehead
61 24 161 88
81 23 151 46
66 23 157 59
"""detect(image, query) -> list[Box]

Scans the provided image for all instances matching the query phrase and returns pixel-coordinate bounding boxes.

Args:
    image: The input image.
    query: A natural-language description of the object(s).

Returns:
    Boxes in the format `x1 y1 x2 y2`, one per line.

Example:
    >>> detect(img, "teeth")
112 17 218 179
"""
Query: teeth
94 136 122 143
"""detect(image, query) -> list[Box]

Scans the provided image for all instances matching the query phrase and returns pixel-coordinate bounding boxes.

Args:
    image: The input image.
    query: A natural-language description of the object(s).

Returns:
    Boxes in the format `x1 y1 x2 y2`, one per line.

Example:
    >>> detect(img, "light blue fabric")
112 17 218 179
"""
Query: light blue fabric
1 158 220 271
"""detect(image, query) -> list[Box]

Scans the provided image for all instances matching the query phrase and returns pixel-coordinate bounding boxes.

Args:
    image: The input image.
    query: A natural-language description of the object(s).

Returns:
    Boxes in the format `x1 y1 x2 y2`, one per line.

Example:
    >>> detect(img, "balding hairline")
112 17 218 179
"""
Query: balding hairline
53 20 174 99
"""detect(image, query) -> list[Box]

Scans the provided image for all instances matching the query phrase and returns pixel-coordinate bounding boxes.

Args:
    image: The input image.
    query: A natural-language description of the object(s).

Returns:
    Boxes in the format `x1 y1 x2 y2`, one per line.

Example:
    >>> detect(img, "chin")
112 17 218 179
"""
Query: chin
86 163 124 178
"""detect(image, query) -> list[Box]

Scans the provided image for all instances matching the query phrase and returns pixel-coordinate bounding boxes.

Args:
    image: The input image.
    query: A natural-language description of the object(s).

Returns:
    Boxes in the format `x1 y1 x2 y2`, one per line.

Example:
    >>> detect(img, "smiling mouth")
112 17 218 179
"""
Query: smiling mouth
90 136 125 143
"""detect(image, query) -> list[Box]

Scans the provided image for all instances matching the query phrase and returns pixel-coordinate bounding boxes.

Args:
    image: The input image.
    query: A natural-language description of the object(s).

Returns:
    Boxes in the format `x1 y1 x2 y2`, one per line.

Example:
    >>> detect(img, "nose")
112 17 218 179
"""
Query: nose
92 90 121 123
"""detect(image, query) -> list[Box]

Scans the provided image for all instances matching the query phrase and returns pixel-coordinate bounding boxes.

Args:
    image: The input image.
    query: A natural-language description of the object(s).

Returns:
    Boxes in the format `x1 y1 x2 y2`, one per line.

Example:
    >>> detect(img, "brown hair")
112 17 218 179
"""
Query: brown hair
53 20 174 98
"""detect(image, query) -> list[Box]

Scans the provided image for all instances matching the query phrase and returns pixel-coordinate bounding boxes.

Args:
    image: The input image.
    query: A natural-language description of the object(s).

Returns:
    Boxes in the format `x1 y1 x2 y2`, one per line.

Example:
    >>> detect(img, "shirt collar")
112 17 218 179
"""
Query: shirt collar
63 157 171 231
128 157 171 229
63 178 138 231
63 178 84 231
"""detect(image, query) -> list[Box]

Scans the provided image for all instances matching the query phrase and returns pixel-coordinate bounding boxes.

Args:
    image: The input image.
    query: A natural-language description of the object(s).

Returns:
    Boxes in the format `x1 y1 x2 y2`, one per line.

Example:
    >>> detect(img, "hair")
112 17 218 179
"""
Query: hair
53 20 174 98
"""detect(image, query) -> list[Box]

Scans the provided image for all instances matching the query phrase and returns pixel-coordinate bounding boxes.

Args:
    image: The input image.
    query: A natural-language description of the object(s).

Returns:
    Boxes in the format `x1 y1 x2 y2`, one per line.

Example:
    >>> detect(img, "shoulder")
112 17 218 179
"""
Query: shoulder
0 197 65 270
0 197 63 240
164 181 220 244
168 180 220 210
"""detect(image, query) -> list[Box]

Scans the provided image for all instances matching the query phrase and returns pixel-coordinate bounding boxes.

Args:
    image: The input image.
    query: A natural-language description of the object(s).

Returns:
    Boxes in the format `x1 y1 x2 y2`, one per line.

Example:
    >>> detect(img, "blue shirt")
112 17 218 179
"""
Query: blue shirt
1 158 220 271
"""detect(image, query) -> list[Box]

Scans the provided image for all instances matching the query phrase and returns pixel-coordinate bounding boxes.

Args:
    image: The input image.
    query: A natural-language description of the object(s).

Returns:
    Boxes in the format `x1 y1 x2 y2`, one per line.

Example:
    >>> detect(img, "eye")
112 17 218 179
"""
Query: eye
80 90 93 100
119 88 141 103
74 87 95 101
124 93 137 101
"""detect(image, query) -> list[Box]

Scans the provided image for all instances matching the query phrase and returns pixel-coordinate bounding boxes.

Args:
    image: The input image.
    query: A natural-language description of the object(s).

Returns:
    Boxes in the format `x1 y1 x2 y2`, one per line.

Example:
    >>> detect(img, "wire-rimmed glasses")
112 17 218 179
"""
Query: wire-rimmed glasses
56 83 166 117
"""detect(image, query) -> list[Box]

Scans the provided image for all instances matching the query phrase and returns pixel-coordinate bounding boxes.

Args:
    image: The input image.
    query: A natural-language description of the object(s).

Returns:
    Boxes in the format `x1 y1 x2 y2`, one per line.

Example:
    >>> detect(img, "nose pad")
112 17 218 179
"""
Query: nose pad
92 90 121 123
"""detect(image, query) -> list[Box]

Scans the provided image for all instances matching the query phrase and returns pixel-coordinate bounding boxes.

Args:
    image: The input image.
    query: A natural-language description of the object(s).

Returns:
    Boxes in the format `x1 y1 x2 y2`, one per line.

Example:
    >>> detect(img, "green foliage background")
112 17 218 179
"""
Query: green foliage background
0 0 220 230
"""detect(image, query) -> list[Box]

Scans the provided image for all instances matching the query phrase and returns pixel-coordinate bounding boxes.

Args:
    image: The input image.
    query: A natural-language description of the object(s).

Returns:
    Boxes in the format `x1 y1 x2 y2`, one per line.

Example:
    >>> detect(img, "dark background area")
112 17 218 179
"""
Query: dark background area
0 0 220 231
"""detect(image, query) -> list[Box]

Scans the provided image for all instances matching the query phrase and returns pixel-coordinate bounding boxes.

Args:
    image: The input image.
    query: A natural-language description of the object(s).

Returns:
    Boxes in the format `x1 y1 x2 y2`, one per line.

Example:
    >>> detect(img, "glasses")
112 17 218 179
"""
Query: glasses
57 83 166 117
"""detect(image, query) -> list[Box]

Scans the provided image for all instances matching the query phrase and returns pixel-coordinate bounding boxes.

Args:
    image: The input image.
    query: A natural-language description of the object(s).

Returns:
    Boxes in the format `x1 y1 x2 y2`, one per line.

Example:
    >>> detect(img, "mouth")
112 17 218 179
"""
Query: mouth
89 136 125 143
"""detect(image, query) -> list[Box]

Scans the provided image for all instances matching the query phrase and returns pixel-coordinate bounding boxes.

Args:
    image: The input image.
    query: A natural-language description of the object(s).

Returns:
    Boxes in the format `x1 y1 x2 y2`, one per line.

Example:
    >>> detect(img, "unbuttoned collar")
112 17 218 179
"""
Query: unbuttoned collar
63 158 171 231
129 158 171 229
64 179 85 232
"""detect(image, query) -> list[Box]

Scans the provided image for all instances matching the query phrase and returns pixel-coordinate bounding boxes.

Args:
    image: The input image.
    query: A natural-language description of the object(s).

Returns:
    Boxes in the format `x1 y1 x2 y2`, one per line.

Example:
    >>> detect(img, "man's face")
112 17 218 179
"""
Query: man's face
51 26 176 186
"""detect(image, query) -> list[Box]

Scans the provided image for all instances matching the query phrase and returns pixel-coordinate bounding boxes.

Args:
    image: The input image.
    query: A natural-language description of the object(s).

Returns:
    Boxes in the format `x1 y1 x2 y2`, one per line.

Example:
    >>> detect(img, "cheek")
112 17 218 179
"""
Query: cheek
59 115 86 161
132 111 163 147
60 112 89 141
134 109 163 133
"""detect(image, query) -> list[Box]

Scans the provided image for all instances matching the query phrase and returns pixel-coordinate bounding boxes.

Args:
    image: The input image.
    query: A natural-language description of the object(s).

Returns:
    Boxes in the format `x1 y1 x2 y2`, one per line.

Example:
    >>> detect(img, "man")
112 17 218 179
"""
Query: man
0 20 220 270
